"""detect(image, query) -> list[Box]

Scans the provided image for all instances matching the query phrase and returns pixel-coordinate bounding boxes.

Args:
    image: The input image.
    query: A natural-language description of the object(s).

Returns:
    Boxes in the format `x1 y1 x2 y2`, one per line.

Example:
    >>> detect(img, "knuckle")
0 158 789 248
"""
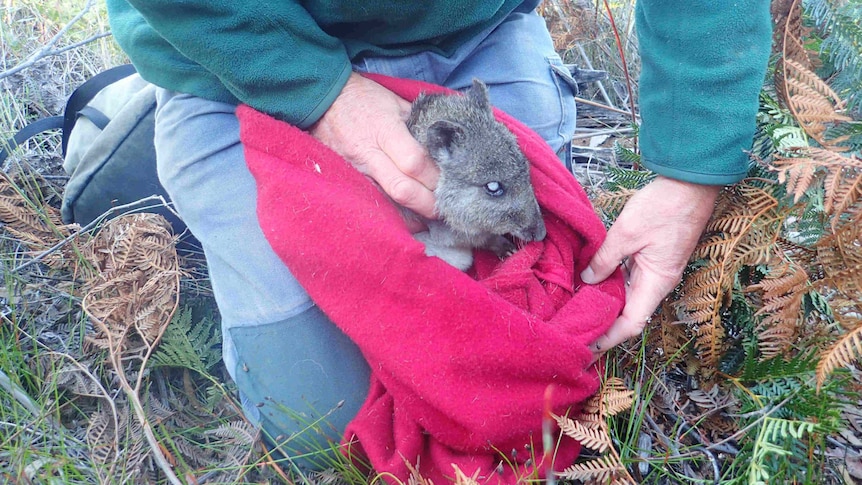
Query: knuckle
386 177 416 206
398 156 426 179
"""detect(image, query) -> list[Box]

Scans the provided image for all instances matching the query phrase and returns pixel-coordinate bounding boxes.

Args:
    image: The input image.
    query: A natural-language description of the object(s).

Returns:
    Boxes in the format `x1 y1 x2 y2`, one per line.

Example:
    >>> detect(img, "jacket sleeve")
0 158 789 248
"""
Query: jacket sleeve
117 0 351 128
636 1 772 185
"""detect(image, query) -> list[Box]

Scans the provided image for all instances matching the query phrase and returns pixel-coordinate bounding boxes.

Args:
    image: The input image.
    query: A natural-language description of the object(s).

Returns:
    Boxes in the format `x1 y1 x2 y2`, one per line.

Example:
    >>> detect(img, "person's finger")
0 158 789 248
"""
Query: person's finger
581 223 636 285
588 314 646 363
360 150 437 218
377 121 440 192
588 264 675 361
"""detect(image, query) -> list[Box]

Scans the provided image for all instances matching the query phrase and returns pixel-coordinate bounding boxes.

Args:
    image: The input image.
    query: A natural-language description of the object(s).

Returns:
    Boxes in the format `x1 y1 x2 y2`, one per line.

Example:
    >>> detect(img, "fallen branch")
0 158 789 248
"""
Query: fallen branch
545 0 617 109
0 0 107 81
574 96 635 117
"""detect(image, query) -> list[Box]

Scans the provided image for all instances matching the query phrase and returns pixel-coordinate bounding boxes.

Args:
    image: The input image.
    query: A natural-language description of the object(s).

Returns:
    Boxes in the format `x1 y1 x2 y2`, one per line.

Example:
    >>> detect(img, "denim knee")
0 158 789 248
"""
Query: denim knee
230 305 371 471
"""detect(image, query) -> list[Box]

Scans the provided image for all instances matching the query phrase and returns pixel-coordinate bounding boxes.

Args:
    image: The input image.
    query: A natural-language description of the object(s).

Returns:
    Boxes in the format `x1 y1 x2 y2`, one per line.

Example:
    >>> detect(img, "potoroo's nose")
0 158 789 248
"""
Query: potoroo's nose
515 216 546 241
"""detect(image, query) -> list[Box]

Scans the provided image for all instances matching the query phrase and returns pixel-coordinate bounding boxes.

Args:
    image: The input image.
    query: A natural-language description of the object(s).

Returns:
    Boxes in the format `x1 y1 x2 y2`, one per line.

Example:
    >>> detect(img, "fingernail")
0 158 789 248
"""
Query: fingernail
581 266 596 284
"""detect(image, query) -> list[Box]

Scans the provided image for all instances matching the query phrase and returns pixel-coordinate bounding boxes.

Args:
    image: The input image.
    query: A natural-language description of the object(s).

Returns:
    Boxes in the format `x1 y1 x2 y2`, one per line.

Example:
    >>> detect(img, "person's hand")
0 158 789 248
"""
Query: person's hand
583 176 722 362
309 72 439 219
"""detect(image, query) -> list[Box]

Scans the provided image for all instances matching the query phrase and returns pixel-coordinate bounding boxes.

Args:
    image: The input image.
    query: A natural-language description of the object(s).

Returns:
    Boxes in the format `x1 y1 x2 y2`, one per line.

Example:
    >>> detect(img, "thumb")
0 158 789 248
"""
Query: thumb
378 121 440 192
581 225 632 284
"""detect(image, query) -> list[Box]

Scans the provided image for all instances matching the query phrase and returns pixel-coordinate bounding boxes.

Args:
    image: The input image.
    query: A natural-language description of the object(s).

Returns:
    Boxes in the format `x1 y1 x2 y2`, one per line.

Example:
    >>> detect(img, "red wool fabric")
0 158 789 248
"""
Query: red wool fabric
238 74 625 484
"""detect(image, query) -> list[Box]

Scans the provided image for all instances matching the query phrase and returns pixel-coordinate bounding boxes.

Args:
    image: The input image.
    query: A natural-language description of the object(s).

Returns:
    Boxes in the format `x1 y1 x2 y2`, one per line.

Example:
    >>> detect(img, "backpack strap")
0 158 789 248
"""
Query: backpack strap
76 106 112 131
61 64 137 156
0 116 63 164
0 64 138 165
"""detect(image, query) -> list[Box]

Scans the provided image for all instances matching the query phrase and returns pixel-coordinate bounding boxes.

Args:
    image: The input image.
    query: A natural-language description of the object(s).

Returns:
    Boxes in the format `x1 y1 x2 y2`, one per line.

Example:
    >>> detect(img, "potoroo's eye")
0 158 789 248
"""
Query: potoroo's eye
484 181 505 197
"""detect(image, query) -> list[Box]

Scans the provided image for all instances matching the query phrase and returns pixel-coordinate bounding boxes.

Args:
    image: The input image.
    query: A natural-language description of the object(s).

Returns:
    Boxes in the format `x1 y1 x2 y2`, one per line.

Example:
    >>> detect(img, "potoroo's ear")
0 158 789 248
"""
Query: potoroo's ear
467 78 492 111
426 119 465 166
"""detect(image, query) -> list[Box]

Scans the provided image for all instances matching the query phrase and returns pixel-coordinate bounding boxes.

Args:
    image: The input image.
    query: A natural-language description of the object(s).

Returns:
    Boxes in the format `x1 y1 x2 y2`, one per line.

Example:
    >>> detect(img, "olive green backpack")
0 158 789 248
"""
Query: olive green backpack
0 64 185 235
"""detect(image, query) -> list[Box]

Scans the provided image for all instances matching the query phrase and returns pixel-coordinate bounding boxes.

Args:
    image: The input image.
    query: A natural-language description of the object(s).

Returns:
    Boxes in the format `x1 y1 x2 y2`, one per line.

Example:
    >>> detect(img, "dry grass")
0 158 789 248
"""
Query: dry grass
3 1 860 485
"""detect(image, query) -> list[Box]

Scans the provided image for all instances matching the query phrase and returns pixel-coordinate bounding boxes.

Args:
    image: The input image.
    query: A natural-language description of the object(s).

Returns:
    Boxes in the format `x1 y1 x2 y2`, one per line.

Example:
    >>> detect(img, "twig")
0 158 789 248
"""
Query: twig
571 127 635 139
0 420 89 454
542 385 556 485
258 441 296 485
643 413 701 482
574 96 634 116
697 393 798 457
602 0 639 154
826 436 861 457
0 0 108 81
0 311 122 460
11 195 177 274
574 43 617 109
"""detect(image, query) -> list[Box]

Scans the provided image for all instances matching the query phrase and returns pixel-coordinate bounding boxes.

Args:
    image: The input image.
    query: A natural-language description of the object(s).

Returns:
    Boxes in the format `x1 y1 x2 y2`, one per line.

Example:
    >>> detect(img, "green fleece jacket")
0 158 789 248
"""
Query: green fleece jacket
106 0 772 185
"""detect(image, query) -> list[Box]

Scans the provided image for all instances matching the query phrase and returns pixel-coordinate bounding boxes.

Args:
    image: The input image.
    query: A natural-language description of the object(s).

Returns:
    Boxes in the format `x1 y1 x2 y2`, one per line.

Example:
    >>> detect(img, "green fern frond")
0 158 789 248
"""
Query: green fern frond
749 376 805 402
748 417 819 485
772 126 810 152
738 351 817 382
612 143 642 168
203 384 227 411
603 164 654 192
149 306 221 374
823 120 862 150
753 90 812 160
803 0 862 109
780 190 827 245
735 350 847 426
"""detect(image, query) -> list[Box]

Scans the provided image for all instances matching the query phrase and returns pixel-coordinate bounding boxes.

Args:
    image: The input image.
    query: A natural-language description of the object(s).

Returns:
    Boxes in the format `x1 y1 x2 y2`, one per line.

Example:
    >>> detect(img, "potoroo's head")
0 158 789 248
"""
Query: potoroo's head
413 79 546 242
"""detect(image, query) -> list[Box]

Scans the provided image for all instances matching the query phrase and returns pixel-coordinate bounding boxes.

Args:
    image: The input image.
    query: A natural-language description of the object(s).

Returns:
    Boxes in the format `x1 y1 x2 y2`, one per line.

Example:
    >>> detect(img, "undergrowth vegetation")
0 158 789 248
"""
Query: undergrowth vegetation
586 0 862 483
1 0 860 484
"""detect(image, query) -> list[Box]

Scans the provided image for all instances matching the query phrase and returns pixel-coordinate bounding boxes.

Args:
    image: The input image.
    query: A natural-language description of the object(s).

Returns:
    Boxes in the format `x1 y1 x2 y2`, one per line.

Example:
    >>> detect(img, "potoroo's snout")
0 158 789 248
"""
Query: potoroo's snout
514 216 546 242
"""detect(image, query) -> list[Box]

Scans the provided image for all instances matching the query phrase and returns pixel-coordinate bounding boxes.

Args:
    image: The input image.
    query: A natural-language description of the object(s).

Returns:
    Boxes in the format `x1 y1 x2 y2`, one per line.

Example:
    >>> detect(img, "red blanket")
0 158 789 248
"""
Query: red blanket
238 74 625 484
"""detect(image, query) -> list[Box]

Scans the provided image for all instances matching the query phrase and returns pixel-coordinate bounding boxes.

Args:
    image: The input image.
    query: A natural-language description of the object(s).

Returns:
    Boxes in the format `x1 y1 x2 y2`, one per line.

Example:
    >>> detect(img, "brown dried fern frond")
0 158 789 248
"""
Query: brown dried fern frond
554 378 635 484
816 321 862 391
405 459 435 485
772 148 862 225
771 154 819 204
747 259 809 359
82 213 181 359
87 403 150 483
591 188 637 217
87 406 120 468
815 223 862 299
574 410 605 430
688 385 735 413
79 213 184 484
0 173 66 235
773 0 851 148
679 184 785 374
557 454 623 483
450 464 481 485
827 170 862 225
202 420 260 472
651 304 692 363
555 414 611 453
0 173 81 268
581 377 634 418
772 0 811 70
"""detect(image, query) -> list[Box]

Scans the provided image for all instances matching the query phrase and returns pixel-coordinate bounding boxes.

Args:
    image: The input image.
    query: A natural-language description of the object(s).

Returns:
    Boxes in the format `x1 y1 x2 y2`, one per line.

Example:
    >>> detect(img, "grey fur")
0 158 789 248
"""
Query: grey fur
406 79 546 270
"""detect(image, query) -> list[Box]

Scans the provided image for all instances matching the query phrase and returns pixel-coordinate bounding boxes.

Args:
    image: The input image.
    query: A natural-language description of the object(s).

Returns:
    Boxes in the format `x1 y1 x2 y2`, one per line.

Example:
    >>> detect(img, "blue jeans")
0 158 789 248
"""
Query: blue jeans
153 6 576 470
